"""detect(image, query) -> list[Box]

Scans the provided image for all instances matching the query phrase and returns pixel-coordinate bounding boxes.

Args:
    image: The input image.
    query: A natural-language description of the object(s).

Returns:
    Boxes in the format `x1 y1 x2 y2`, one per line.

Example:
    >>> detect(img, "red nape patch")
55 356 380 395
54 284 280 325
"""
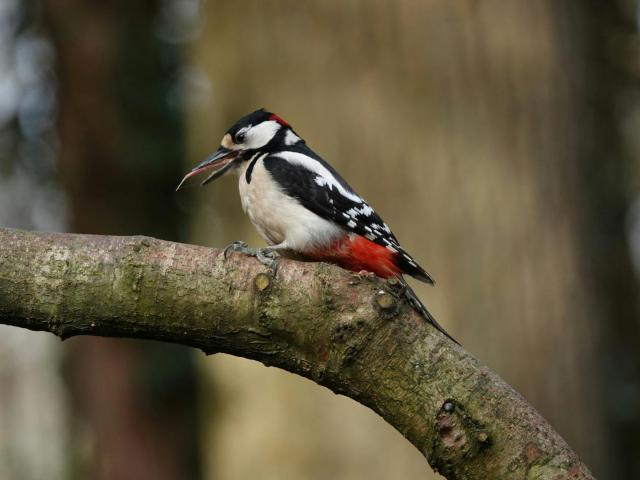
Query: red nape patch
309 235 400 279
269 114 290 127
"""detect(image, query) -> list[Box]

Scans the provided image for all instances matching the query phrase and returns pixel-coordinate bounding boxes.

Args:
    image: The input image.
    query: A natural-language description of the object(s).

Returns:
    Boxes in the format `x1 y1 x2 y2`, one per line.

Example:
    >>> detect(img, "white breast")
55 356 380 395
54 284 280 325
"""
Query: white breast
238 155 344 252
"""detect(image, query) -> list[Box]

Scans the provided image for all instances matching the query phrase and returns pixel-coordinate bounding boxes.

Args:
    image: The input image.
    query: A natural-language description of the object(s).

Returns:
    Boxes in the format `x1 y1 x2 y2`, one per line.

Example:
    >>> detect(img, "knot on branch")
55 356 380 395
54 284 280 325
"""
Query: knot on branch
373 277 406 318
375 291 395 310
253 273 272 292
428 399 491 476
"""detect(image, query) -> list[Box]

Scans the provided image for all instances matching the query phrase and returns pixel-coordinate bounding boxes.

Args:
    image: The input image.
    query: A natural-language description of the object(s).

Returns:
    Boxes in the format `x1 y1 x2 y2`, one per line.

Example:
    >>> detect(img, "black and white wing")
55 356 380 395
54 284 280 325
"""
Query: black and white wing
263 146 434 283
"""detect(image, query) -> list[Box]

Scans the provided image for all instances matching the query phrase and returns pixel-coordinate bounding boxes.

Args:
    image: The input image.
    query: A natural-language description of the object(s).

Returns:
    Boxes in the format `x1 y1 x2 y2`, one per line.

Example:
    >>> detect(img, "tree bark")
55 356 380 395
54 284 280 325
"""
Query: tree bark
0 228 594 480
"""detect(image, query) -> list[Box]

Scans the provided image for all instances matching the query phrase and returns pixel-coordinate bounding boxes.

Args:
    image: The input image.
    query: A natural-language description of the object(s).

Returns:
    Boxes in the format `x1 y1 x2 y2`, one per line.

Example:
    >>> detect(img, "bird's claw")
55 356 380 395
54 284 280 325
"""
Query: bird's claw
256 248 279 276
223 240 279 276
223 240 251 259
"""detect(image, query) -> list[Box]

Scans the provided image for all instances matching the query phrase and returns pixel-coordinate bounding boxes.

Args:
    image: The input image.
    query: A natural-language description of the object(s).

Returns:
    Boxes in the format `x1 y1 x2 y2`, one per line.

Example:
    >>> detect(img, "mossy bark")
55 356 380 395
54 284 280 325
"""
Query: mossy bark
0 228 594 480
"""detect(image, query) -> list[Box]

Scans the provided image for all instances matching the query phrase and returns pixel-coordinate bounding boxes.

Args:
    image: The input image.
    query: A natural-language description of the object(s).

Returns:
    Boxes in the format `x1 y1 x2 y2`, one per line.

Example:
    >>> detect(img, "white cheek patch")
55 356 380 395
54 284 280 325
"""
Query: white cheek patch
284 130 301 145
245 121 281 149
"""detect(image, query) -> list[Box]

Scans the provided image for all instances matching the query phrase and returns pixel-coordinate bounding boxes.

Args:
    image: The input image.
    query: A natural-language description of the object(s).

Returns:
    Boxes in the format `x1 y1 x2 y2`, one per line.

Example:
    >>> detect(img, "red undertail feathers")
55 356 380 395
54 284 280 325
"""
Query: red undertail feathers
309 234 401 279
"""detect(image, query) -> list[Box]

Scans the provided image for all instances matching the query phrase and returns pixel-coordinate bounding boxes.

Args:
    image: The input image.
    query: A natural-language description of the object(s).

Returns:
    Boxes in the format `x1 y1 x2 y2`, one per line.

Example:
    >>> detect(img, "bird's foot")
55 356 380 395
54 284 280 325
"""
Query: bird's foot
256 248 279 275
223 240 252 259
223 240 279 275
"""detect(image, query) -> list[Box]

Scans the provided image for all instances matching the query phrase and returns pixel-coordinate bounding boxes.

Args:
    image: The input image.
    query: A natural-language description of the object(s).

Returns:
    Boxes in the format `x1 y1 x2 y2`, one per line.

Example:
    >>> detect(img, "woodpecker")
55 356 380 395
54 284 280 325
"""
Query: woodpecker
177 109 455 342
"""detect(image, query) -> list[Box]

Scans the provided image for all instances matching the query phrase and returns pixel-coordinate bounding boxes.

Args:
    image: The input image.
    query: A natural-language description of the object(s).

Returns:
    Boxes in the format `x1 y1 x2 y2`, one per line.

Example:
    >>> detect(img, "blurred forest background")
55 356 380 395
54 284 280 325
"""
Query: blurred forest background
1 1 639 479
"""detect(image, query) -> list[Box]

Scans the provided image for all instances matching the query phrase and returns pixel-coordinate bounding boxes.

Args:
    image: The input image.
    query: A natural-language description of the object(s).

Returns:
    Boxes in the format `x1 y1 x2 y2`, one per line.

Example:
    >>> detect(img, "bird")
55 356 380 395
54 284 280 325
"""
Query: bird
177 109 455 343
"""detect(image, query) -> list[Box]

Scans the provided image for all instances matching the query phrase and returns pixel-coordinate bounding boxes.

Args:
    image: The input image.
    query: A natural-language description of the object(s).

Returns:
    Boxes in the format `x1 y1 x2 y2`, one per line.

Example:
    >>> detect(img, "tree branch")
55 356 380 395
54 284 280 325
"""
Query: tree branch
0 228 594 479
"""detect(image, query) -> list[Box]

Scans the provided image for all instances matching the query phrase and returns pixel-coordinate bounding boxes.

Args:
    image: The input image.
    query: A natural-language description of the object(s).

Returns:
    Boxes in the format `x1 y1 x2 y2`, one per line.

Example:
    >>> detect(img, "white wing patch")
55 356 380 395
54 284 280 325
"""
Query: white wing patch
346 205 373 217
274 151 363 203
314 176 329 188
340 201 404 256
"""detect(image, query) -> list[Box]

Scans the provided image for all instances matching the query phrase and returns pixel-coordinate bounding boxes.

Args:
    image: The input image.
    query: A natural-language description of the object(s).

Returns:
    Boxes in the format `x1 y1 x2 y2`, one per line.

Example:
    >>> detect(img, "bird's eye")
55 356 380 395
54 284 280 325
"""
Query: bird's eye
235 132 246 143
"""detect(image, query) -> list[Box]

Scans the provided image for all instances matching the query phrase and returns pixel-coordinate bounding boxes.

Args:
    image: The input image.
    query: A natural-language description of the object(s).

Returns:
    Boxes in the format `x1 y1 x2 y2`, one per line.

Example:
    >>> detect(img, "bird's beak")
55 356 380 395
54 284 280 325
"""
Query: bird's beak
176 147 240 191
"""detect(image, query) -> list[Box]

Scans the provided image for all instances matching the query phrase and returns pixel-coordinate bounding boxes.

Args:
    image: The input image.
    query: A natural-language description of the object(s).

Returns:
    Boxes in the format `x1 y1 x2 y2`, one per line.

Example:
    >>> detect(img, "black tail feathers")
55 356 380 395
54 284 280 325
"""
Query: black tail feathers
399 278 459 345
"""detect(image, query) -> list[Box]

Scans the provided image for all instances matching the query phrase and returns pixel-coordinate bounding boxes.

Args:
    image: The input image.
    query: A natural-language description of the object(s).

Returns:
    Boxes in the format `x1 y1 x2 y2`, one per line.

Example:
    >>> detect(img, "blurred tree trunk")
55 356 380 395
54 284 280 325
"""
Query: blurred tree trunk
579 2 640 478
43 2 200 479
0 2 70 479
185 1 635 478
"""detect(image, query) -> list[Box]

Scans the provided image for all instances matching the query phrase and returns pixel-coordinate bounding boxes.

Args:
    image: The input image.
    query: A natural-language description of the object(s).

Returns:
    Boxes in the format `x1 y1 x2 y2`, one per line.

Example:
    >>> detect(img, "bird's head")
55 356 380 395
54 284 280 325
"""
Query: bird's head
176 108 299 190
